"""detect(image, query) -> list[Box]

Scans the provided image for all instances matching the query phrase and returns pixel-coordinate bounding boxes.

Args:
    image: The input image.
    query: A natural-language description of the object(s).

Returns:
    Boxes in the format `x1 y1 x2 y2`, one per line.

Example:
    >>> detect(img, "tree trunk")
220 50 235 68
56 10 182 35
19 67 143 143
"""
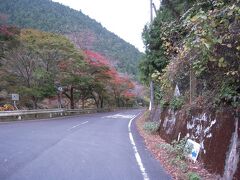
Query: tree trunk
81 97 85 109
70 86 74 109
190 65 196 104
100 96 104 108
32 96 38 109
57 93 62 108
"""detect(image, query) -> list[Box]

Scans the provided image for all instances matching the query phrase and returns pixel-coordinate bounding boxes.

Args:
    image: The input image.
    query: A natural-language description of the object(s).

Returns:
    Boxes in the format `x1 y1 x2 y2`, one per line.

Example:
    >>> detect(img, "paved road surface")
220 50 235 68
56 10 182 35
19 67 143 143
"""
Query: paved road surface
0 109 171 180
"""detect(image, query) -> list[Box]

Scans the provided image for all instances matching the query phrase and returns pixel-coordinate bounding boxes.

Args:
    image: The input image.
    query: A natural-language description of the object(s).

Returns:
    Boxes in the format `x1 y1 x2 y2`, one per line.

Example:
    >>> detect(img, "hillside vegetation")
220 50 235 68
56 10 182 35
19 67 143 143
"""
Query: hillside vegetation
0 27 142 109
0 0 142 77
140 0 240 110
139 1 239 178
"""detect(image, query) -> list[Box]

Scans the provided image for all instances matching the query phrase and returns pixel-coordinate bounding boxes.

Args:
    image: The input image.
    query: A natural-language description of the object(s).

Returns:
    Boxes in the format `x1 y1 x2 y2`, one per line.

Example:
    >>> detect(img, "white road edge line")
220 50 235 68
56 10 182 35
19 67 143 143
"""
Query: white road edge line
68 121 88 130
128 113 150 180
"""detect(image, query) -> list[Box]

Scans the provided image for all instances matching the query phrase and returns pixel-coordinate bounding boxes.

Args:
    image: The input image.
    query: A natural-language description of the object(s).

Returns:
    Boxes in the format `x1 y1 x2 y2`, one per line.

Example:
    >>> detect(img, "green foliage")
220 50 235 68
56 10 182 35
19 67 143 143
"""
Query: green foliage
215 81 240 108
141 0 240 109
187 172 201 180
143 121 160 134
157 137 195 174
160 99 169 109
0 0 142 78
157 142 174 152
171 137 191 160
0 28 87 108
170 157 188 173
169 97 184 110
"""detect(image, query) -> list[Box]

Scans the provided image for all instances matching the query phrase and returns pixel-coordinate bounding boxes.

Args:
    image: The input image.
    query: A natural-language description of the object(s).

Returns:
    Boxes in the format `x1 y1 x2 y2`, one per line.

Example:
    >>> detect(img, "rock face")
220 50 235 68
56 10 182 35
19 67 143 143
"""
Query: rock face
158 107 240 179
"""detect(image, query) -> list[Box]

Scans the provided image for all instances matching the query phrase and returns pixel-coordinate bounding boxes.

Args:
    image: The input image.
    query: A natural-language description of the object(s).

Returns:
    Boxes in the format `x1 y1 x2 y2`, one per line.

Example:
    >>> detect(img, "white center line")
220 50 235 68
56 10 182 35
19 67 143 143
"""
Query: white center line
128 113 149 180
68 121 88 130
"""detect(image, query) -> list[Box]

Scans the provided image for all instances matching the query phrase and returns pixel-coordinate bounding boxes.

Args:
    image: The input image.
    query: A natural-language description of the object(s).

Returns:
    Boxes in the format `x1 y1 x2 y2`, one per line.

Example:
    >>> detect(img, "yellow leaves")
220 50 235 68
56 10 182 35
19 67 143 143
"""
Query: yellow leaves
218 57 227 68
201 38 211 49
226 71 238 76
236 46 240 51
161 37 167 41
190 13 207 23
151 71 161 80
165 42 171 47
217 38 223 44
190 15 198 22
209 58 217 62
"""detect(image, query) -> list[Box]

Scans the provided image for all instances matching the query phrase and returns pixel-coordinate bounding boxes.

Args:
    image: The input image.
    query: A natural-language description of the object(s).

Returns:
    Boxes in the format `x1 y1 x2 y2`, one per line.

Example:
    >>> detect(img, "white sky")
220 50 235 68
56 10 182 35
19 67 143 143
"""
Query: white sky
52 0 160 52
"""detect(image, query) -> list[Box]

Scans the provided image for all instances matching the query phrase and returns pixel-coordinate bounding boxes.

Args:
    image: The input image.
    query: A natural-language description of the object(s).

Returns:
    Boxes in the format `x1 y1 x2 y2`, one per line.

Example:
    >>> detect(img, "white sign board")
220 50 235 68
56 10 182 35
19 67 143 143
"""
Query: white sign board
185 139 201 162
174 84 181 97
57 87 63 92
11 94 19 101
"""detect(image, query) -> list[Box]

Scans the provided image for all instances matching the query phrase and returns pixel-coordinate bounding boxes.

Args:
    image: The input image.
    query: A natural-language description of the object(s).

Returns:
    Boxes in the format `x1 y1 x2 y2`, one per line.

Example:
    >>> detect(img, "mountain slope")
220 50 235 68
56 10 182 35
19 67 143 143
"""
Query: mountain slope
0 0 142 77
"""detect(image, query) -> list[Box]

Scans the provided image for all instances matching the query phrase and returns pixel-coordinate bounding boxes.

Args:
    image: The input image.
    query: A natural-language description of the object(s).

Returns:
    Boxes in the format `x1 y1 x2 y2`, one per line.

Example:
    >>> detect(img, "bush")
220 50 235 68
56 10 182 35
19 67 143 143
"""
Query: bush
157 142 174 152
160 99 169 109
143 121 160 134
0 104 15 111
171 137 191 160
170 157 188 173
169 96 184 110
187 172 201 180
157 137 194 174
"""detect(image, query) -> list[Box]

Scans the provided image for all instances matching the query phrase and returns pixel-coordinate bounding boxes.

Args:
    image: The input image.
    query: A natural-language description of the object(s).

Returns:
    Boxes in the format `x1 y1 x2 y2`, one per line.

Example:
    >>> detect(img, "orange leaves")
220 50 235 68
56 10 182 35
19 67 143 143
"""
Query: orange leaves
83 50 137 100
84 50 111 67
0 104 15 111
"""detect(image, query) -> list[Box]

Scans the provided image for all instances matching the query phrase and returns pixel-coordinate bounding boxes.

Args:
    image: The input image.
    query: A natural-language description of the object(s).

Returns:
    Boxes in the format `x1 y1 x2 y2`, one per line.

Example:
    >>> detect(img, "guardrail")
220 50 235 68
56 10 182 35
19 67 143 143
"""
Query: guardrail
0 108 111 121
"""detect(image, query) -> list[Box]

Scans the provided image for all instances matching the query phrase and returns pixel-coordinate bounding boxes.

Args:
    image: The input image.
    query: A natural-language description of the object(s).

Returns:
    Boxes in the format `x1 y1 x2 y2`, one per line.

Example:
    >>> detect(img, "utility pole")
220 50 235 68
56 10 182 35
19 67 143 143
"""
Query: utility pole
149 0 154 111
150 0 153 22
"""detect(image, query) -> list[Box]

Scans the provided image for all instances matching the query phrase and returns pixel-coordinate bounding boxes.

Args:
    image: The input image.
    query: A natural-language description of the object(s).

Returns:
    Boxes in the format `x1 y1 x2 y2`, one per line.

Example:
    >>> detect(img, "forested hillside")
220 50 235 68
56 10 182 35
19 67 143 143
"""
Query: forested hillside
0 0 142 77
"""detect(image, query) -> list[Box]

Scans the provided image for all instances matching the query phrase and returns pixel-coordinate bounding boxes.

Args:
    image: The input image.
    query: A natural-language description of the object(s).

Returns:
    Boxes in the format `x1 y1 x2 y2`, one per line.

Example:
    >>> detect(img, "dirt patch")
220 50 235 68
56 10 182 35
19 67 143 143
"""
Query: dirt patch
136 111 219 180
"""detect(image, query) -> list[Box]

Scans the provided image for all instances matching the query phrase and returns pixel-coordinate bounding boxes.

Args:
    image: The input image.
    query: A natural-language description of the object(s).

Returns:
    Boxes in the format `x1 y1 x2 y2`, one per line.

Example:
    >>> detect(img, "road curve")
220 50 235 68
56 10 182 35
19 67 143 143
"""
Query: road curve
0 109 171 180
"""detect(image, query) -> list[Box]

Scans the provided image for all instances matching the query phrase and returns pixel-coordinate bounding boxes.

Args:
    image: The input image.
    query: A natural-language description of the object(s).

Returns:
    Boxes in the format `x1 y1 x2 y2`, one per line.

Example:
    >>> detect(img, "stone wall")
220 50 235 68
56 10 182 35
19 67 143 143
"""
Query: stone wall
158 107 240 179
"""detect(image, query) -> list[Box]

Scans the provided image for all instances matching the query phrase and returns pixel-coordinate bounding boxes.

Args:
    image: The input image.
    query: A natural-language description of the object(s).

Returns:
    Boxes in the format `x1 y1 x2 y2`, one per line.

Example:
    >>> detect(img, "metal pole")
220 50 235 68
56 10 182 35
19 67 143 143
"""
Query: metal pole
149 0 154 111
150 0 153 22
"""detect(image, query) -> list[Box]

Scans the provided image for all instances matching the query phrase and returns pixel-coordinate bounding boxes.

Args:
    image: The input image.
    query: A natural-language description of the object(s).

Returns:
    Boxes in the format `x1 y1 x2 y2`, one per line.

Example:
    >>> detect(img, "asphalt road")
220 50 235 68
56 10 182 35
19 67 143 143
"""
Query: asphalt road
0 109 171 180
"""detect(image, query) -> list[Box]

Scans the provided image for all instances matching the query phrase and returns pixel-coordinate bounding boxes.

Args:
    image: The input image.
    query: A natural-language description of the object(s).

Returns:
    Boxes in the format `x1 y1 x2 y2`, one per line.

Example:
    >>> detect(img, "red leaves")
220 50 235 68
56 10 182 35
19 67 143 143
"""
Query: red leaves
83 50 137 100
84 50 111 67
0 25 15 38
123 91 135 98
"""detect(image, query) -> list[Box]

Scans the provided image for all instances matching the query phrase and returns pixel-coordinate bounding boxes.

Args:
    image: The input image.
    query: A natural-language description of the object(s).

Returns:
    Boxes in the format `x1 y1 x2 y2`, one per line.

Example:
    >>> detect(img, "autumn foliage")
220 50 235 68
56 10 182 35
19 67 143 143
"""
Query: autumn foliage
0 28 141 109
83 50 136 107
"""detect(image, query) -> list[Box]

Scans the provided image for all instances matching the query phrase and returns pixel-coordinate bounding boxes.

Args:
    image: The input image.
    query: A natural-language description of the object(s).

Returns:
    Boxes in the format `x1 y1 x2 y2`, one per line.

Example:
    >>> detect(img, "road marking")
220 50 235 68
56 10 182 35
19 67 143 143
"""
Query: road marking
68 121 88 130
128 114 149 180
102 114 135 119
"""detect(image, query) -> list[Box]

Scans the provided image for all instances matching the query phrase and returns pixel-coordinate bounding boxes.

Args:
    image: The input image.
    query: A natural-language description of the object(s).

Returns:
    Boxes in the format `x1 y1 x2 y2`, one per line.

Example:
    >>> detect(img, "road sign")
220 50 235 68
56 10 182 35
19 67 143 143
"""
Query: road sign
11 94 19 101
57 87 63 92
185 139 201 162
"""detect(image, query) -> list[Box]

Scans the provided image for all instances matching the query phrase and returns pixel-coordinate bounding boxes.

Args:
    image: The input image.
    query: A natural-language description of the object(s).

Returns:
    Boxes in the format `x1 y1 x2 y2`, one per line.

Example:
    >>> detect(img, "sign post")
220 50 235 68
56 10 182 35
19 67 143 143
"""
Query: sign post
57 86 63 109
11 94 19 110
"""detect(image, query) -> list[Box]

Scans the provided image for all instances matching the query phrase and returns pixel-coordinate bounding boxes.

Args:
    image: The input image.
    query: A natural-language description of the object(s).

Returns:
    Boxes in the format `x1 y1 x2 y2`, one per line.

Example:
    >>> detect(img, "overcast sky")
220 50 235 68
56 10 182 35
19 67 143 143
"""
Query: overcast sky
52 0 160 52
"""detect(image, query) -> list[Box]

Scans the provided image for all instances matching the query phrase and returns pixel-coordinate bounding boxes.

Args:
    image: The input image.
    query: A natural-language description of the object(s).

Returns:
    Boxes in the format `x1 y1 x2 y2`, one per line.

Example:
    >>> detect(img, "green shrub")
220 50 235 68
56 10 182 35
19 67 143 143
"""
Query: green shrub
171 137 190 160
170 157 188 173
169 96 184 110
160 99 169 109
143 121 160 134
187 172 201 180
157 142 174 153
